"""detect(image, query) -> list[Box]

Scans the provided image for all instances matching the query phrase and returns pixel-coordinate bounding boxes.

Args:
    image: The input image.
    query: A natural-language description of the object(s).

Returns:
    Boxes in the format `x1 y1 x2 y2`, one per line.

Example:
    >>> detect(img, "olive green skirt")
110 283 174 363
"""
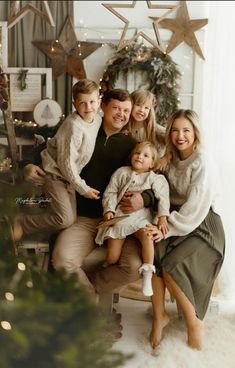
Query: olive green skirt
154 209 225 320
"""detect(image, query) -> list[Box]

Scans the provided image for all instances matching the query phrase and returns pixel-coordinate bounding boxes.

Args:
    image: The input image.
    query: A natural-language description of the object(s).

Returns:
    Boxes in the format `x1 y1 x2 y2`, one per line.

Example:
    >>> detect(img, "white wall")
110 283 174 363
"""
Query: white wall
201 1 235 299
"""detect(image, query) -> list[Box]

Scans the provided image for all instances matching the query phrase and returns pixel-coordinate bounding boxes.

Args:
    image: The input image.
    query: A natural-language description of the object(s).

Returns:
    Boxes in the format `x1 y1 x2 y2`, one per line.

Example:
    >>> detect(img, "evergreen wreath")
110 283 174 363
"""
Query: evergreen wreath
101 41 181 126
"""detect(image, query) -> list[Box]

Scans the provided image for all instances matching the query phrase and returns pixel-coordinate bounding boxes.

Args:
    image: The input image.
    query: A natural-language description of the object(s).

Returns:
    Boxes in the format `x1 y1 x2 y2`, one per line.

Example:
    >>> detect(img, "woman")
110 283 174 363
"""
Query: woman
146 109 225 350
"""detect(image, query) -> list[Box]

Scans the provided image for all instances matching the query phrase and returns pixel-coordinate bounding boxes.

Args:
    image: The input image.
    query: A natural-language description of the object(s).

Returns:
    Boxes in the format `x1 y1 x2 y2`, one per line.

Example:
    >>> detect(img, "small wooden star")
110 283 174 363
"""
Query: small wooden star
8 1 55 29
150 1 208 59
32 16 102 79
102 1 178 52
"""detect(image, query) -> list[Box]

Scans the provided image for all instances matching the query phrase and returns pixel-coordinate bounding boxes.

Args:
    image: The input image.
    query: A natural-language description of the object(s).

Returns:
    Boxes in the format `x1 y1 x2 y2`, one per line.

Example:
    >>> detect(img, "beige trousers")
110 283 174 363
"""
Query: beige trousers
21 178 77 234
52 216 142 310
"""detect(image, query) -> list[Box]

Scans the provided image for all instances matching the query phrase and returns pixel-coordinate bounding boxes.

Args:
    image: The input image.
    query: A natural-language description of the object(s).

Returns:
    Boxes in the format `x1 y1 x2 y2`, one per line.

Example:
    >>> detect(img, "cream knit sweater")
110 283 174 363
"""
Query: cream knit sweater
165 150 221 238
41 112 101 195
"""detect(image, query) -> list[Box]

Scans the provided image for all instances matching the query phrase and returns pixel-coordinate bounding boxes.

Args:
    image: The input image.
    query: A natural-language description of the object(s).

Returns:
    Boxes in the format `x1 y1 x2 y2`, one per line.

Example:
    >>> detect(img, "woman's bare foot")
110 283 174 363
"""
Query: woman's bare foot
187 318 204 350
13 217 23 242
150 313 170 348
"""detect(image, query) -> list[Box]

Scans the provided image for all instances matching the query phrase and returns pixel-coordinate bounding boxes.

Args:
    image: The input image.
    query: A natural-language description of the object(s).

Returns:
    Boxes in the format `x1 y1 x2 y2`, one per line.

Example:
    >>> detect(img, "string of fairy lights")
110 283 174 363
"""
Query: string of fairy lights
1 261 28 331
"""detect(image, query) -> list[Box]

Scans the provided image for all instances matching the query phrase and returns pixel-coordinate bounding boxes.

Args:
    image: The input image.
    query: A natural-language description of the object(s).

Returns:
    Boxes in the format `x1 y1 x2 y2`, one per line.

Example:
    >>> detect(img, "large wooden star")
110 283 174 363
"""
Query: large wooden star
32 16 102 79
8 1 55 29
150 1 208 59
102 1 178 52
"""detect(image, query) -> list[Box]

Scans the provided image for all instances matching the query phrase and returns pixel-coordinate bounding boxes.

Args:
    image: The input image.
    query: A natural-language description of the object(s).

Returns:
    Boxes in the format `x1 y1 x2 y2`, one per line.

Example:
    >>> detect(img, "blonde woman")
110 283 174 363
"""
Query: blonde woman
146 109 225 350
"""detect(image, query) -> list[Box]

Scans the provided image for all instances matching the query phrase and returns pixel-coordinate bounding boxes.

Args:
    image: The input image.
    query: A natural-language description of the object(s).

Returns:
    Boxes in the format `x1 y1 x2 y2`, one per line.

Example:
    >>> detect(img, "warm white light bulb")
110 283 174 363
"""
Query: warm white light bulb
5 292 14 301
1 321 12 330
17 262 26 271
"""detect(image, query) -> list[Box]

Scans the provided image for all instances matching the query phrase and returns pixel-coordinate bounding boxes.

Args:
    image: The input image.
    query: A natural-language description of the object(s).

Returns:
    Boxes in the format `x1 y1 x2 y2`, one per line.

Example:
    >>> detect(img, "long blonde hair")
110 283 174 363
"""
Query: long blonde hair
165 109 202 159
125 89 163 147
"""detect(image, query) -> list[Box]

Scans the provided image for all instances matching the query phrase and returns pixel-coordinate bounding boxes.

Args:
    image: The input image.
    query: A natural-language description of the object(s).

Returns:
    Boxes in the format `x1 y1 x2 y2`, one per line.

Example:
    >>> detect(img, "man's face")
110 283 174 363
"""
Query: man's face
102 98 132 133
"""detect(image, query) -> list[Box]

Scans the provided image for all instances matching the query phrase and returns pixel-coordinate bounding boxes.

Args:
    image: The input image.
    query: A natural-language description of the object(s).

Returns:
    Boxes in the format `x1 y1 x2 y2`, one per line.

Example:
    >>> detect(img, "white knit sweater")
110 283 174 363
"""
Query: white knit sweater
41 112 102 195
102 166 170 217
165 150 221 238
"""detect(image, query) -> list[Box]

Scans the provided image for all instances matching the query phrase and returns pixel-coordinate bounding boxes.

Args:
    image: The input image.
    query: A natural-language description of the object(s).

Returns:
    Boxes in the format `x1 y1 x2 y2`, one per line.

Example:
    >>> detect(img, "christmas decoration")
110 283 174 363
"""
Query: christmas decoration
0 185 131 368
17 69 28 91
102 1 179 52
151 1 208 60
101 41 181 125
8 1 55 29
33 16 102 79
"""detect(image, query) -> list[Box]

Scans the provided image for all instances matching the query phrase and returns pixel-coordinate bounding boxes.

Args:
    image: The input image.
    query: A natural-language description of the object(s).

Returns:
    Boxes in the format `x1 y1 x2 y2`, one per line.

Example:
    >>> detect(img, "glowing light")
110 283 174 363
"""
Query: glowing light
1 321 12 330
5 292 14 301
17 262 26 271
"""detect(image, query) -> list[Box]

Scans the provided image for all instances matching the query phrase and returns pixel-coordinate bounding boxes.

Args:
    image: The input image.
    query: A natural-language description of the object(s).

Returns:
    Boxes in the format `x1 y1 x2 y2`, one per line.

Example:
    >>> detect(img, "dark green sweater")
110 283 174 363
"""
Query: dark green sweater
77 127 135 217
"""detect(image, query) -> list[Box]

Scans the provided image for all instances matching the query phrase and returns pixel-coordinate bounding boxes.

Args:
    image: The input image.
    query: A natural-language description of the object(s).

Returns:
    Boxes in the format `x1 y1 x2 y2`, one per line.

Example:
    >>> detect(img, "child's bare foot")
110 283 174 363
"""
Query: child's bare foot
150 313 170 348
13 217 23 242
187 318 204 350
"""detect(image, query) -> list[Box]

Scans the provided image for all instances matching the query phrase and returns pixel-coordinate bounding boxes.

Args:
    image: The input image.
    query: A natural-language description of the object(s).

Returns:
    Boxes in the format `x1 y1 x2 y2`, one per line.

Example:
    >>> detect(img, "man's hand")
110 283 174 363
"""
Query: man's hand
119 191 144 213
23 164 46 185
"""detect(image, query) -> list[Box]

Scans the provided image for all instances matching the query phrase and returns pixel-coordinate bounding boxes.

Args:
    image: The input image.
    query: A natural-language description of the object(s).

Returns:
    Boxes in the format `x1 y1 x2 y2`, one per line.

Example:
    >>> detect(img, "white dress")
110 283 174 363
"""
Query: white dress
95 166 170 244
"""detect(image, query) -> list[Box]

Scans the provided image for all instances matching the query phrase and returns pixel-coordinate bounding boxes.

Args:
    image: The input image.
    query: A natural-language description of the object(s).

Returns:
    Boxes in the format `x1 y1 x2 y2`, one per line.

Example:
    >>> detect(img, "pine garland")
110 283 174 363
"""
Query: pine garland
101 41 181 126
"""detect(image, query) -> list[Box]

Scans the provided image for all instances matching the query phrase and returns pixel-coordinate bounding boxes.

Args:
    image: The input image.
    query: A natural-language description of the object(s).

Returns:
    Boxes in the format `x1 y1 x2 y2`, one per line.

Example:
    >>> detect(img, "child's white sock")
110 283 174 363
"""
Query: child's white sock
138 263 156 297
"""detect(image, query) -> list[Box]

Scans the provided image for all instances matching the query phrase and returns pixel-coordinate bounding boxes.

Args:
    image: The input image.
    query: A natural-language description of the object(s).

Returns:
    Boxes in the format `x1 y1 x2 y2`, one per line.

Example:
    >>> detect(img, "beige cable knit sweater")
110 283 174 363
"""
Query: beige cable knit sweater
165 150 221 238
41 111 101 195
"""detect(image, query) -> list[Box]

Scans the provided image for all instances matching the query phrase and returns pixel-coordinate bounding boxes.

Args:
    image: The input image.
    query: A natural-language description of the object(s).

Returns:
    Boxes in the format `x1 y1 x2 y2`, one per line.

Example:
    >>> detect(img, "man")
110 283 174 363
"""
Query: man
23 89 154 310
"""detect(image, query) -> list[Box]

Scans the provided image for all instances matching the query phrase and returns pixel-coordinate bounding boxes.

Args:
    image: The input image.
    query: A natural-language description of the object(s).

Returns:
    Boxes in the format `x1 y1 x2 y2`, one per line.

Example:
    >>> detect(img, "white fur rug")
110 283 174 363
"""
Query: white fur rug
138 313 235 368
113 299 235 368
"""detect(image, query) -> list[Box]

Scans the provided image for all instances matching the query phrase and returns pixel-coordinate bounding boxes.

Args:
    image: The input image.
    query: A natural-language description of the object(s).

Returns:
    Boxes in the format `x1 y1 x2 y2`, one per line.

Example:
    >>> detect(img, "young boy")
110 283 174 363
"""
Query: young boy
13 79 102 241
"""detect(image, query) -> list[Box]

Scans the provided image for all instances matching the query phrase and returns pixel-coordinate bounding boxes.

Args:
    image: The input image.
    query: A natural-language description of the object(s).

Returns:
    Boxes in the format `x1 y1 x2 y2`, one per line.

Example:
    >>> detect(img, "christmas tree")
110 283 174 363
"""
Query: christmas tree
0 182 132 368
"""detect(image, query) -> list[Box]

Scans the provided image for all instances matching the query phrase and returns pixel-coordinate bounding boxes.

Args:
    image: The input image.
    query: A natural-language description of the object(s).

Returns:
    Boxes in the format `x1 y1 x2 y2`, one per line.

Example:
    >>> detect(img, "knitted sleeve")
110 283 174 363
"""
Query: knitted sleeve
57 121 91 195
102 167 127 214
166 158 213 238
150 173 170 217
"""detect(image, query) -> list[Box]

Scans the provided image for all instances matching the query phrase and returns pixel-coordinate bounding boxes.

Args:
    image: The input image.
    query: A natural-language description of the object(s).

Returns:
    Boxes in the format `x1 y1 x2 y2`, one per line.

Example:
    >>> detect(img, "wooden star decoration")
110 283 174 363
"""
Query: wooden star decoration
8 1 55 29
150 1 208 59
102 1 178 52
32 16 102 79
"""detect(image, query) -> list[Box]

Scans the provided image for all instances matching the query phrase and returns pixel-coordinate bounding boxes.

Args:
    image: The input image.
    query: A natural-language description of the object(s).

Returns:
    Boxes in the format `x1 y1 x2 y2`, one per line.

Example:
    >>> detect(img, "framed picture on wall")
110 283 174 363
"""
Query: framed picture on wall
0 21 8 69
5 67 52 112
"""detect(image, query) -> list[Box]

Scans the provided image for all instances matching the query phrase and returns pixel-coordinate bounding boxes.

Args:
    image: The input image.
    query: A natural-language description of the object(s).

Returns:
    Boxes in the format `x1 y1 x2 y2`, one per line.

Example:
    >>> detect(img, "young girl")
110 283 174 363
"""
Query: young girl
146 110 225 350
125 89 166 155
95 141 170 296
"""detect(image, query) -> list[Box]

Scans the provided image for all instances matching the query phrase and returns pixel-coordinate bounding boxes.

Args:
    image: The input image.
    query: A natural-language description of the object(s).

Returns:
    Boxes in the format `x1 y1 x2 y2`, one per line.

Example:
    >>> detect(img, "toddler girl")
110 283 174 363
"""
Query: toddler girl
95 141 170 296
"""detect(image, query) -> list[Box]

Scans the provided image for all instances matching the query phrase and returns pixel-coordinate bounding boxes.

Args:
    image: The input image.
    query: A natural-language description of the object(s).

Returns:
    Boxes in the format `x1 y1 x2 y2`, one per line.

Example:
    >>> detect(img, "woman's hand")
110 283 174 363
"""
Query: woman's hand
145 223 164 242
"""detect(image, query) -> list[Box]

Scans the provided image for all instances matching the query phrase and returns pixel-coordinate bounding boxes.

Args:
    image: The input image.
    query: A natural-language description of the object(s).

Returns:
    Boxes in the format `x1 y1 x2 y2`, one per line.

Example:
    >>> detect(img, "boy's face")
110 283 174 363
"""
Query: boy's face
73 91 100 123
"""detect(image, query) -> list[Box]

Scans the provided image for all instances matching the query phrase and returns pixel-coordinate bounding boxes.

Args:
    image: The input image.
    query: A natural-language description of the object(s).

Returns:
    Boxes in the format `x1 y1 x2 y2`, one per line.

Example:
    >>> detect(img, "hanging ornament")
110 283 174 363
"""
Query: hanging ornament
102 0 179 52
32 16 102 79
8 1 55 29
151 1 208 59
17 69 28 90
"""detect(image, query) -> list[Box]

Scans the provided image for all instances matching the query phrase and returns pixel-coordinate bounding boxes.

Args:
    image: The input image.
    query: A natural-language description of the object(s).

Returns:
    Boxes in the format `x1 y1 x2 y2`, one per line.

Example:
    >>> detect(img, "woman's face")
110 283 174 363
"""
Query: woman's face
170 117 195 159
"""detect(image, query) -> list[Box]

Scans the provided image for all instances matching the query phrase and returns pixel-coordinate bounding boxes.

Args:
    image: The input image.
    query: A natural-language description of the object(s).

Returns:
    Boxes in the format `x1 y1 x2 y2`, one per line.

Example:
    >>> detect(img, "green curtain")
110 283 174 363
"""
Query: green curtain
0 1 74 116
